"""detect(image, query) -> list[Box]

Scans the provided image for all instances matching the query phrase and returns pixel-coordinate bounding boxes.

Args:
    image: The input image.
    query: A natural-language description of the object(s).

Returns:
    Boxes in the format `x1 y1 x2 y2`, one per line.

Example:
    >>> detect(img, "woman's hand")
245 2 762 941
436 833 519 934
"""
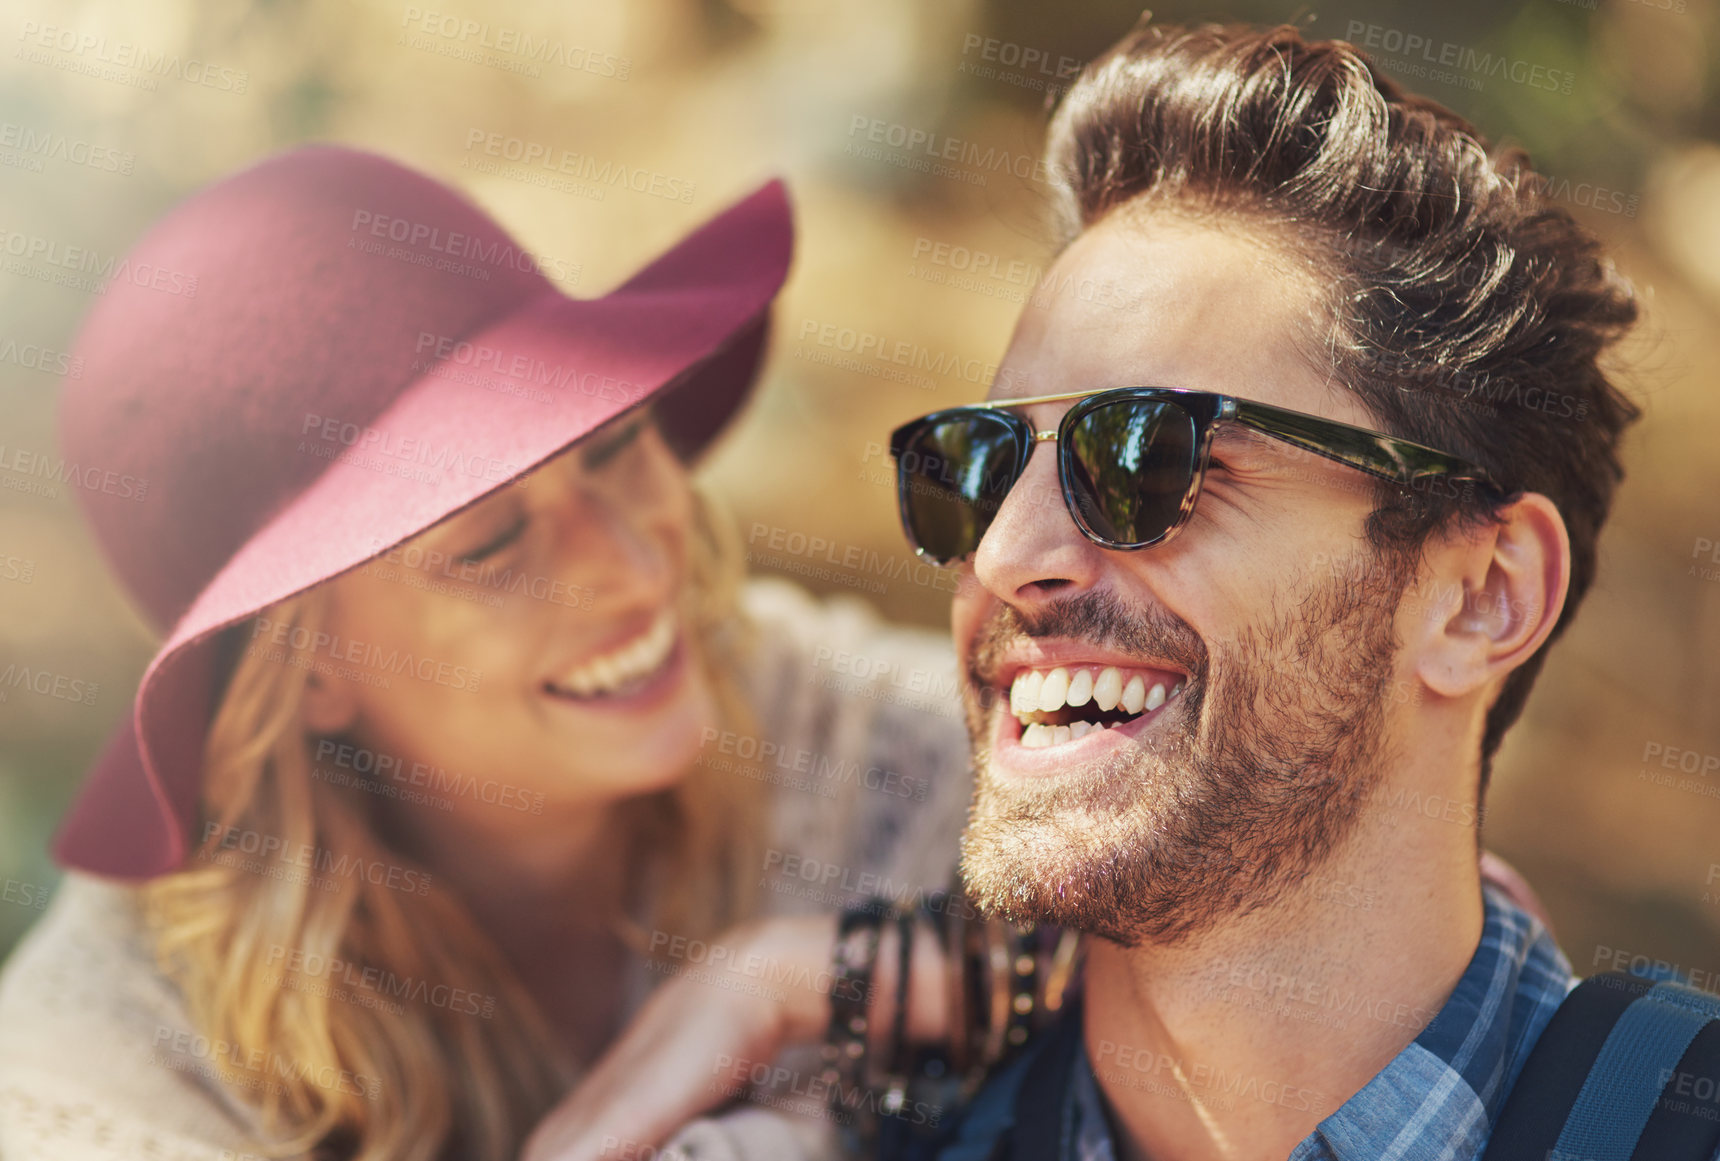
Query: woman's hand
518 911 948 1161
518 915 831 1161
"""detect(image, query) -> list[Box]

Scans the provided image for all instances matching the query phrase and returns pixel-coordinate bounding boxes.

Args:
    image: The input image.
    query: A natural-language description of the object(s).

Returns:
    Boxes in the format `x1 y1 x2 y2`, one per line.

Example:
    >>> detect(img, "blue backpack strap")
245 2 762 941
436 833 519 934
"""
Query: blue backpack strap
1483 972 1720 1161
1482 972 1653 1160
932 994 1086 1161
1552 980 1720 1160
1630 1015 1720 1160
1000 993 1085 1160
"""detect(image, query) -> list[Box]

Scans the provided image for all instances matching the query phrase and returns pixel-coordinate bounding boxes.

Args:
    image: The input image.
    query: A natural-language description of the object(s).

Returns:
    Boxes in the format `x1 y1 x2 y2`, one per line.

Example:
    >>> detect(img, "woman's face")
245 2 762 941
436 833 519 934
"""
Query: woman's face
302 412 718 810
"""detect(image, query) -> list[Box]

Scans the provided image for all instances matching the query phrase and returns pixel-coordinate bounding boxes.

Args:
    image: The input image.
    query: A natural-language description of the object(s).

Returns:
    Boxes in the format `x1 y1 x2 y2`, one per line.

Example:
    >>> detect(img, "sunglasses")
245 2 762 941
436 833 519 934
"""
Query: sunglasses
888 387 1508 565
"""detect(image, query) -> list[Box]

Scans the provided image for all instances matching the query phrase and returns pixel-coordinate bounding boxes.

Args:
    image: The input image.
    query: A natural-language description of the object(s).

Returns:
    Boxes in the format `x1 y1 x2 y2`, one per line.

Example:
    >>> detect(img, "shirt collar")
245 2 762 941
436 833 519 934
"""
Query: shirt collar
1068 883 1574 1161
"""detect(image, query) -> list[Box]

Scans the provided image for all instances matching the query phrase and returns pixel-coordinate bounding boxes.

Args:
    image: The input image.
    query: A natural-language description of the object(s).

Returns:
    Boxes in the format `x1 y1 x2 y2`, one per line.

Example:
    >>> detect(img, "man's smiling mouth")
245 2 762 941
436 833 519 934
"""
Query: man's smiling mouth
1008 664 1186 748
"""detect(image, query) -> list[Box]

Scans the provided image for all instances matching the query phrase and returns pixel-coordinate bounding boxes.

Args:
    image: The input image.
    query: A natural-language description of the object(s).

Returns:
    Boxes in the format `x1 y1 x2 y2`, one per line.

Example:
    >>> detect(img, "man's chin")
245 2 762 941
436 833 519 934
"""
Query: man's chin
958 777 1163 945
957 757 1285 948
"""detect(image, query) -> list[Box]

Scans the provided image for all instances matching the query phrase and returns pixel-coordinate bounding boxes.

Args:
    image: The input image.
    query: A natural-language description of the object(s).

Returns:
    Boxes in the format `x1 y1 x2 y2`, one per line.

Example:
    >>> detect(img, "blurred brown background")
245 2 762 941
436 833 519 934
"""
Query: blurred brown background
1 0 1717 977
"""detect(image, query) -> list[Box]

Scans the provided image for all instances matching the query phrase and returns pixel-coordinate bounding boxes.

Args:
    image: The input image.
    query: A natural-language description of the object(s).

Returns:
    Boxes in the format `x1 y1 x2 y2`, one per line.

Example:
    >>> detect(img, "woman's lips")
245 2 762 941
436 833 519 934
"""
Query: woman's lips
544 608 677 698
542 609 689 712
542 635 687 713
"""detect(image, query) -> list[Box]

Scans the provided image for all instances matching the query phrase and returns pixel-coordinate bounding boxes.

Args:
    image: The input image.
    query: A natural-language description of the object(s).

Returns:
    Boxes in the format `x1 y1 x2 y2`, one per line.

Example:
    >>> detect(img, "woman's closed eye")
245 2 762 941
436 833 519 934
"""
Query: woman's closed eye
580 417 647 473
457 514 529 563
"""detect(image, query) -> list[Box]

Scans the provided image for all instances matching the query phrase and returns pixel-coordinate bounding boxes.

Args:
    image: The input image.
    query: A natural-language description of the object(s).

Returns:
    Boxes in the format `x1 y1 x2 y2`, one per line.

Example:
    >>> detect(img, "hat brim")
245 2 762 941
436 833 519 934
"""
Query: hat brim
53 179 792 879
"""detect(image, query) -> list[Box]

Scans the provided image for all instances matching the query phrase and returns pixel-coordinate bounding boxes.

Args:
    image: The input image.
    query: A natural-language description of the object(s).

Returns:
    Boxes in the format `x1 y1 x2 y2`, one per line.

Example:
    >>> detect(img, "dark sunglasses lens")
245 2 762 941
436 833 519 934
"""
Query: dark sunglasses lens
896 414 1023 562
1065 399 1197 546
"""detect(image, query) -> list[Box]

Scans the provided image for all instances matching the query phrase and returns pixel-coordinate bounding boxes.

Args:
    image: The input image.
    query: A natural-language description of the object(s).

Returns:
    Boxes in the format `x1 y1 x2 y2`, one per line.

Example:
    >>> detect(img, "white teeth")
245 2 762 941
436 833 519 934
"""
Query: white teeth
1038 668 1069 712
552 609 676 697
1066 668 1093 706
1007 664 1184 720
1008 664 1189 750
1093 667 1123 712
1121 675 1147 715
1021 671 1044 711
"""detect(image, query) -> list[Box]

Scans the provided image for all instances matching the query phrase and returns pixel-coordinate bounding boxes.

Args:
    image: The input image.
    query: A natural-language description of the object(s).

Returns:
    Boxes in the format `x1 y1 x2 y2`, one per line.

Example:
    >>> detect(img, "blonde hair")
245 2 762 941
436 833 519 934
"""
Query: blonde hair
140 486 765 1161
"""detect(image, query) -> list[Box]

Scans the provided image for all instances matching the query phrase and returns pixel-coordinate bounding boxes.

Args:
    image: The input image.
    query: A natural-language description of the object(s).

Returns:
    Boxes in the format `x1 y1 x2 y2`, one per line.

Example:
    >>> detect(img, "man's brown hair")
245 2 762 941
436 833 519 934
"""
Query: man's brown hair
1044 20 1640 790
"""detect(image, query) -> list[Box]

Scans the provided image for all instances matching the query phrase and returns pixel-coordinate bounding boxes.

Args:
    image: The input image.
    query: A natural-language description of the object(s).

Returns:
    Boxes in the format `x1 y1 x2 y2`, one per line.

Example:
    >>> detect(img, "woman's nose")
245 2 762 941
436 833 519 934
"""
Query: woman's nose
547 483 674 601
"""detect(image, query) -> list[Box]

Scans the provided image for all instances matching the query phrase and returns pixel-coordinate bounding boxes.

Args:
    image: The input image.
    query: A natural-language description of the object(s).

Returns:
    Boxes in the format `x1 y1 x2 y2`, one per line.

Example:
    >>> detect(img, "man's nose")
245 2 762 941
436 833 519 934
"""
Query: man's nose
972 439 1105 604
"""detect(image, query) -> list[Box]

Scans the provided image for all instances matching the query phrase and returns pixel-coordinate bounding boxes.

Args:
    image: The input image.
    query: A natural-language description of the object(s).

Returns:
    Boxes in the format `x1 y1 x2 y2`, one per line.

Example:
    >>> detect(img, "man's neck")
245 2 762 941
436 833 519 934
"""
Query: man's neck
1082 801 1485 1161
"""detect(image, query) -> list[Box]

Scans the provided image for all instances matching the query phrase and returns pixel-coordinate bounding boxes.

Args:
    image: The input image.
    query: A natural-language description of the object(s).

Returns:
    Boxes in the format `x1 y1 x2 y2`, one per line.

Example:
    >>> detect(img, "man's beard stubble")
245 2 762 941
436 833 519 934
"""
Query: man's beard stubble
958 563 1410 948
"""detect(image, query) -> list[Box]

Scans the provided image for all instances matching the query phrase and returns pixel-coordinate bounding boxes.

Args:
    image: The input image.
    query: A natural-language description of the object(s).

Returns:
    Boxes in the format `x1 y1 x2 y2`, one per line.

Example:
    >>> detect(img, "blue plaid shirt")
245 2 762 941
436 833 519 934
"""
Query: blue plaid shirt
1071 884 1572 1159
942 884 1590 1161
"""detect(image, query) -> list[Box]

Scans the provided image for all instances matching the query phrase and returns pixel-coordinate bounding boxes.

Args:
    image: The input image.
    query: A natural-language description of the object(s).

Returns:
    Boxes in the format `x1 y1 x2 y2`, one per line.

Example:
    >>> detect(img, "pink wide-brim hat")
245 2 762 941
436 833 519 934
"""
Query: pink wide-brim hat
53 144 793 879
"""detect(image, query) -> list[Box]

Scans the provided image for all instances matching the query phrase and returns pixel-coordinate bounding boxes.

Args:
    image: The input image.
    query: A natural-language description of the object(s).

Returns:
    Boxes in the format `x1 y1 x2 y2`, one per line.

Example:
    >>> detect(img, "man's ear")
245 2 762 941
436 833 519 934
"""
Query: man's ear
301 670 360 735
1406 493 1571 700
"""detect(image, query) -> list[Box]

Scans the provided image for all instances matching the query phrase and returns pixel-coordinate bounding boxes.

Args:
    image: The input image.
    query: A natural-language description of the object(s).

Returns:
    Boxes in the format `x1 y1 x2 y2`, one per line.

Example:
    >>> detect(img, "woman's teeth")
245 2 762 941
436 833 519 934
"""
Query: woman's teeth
549 610 677 699
1010 665 1184 749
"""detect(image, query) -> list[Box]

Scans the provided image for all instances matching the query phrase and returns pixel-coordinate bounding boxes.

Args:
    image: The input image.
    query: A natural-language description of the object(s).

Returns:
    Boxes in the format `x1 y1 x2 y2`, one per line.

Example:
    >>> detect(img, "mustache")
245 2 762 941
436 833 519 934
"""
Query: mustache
964 589 1208 690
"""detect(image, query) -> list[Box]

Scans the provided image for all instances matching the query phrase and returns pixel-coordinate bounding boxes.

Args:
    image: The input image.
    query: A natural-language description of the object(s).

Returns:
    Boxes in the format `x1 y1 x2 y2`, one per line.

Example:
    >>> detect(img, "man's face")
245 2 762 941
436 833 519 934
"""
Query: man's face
953 209 1417 947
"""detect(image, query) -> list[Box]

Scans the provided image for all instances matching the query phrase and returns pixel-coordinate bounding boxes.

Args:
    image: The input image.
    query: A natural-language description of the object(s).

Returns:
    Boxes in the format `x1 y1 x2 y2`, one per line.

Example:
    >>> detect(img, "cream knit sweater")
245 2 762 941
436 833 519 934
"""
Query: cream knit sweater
0 579 974 1161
